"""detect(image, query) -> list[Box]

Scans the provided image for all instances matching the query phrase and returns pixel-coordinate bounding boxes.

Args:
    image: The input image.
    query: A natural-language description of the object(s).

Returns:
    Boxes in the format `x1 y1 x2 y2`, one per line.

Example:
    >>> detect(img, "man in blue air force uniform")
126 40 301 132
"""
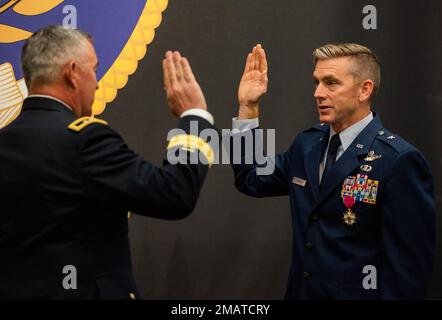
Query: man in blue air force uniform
0 26 217 299
230 43 436 299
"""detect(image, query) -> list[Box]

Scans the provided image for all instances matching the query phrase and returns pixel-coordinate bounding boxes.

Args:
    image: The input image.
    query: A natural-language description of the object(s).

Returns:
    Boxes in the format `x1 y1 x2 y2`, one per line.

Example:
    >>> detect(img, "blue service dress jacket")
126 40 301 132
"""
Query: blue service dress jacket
231 113 436 299
0 97 217 299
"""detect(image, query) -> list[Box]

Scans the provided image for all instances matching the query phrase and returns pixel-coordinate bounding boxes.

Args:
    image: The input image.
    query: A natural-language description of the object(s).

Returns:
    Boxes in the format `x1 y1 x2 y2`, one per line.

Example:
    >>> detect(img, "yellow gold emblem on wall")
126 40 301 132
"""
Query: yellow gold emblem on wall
0 0 168 128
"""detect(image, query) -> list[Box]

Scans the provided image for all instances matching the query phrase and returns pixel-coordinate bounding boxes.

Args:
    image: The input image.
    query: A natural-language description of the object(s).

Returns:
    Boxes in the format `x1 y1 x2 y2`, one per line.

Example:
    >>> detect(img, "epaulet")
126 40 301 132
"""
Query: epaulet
68 116 108 132
375 129 411 153
303 122 328 133
167 134 215 167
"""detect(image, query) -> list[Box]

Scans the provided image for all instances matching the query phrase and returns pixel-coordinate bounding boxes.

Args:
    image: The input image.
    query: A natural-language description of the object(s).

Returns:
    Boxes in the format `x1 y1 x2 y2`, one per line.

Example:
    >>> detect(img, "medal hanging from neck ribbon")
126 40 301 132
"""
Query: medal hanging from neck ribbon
340 173 379 226
342 195 357 226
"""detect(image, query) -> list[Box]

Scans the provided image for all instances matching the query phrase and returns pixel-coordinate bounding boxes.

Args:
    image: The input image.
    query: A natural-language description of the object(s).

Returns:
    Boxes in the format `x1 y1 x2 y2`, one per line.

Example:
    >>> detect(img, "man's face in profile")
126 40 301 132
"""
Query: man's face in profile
313 56 362 129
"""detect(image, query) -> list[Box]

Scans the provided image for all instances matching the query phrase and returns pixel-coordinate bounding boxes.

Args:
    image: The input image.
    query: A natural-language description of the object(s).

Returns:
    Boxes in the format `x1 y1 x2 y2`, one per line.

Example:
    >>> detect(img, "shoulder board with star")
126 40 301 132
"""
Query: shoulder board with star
375 128 412 153
68 116 108 132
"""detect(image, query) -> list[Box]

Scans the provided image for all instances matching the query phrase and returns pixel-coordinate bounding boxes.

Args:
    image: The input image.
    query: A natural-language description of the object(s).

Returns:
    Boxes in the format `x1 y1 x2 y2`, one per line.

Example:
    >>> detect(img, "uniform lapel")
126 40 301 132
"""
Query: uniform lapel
304 127 328 201
313 114 384 211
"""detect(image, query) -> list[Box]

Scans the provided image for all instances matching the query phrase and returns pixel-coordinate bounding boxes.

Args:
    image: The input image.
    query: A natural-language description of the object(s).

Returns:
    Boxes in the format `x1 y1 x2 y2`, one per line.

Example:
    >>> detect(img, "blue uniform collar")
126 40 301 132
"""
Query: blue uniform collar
329 112 374 153
305 111 384 204
319 111 384 156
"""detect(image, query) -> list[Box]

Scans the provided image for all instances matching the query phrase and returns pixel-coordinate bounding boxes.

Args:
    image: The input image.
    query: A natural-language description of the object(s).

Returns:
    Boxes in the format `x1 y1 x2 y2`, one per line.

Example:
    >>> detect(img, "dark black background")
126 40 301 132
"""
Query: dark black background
101 0 442 299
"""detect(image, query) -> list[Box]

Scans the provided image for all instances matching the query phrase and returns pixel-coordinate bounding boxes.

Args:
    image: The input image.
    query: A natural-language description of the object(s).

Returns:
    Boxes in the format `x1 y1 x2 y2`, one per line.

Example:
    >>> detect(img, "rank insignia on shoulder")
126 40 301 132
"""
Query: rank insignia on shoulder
167 134 215 167
68 116 108 132
364 150 382 162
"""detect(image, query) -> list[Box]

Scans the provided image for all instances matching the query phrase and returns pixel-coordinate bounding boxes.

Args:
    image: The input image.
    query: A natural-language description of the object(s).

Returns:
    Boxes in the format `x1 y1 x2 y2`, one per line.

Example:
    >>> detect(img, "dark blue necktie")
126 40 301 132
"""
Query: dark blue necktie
321 134 342 184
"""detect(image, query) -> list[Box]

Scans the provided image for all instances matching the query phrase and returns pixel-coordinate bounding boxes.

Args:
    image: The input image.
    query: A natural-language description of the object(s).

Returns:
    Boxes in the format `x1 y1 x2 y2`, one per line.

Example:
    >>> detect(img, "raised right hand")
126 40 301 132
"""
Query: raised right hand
162 51 207 118
237 44 268 119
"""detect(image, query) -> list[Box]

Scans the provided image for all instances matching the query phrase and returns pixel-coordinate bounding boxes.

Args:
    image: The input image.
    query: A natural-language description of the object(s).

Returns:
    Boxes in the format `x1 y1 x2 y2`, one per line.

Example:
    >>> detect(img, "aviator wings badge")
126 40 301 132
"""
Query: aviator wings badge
364 150 382 162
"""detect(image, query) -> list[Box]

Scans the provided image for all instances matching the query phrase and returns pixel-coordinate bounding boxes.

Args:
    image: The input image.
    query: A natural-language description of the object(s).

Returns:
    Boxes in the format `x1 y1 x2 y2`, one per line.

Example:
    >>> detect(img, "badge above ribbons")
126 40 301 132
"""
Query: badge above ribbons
0 0 168 129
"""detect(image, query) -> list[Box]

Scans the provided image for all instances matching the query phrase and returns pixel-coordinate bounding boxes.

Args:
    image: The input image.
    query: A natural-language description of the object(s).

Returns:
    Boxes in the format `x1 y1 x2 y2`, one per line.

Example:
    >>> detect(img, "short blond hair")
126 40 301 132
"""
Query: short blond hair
313 43 380 103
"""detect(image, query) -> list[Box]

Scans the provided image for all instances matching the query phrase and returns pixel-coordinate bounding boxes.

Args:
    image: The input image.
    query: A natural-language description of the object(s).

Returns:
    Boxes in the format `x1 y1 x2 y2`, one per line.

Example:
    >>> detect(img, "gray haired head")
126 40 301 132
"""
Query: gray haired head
21 25 92 88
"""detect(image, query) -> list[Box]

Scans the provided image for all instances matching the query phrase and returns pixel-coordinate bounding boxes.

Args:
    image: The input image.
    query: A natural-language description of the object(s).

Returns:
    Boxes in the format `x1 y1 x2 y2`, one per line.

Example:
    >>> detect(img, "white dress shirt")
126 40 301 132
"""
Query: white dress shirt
181 109 214 125
319 112 373 183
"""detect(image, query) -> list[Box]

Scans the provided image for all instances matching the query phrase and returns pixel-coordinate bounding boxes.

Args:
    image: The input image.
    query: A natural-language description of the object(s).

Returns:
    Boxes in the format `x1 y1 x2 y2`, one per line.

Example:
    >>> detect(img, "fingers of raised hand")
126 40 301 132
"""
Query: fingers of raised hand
162 56 170 90
164 51 176 86
250 46 257 71
244 53 252 74
257 45 267 73
254 45 261 71
173 51 184 81
181 57 195 82
246 44 266 73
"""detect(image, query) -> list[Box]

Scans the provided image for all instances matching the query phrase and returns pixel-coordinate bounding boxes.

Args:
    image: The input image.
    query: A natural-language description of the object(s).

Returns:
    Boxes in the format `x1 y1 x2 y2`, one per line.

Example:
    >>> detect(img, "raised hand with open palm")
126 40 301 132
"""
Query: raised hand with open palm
237 44 268 119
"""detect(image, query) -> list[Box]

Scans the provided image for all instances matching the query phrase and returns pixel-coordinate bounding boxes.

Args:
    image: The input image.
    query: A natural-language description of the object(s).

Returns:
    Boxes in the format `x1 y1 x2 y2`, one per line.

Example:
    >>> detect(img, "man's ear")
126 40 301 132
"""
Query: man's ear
358 79 374 103
64 61 78 90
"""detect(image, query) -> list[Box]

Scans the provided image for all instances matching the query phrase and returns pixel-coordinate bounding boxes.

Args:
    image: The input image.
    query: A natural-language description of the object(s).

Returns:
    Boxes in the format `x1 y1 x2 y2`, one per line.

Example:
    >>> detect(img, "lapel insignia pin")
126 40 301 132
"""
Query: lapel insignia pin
387 135 396 140
364 150 382 161
360 164 372 173
356 144 364 149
